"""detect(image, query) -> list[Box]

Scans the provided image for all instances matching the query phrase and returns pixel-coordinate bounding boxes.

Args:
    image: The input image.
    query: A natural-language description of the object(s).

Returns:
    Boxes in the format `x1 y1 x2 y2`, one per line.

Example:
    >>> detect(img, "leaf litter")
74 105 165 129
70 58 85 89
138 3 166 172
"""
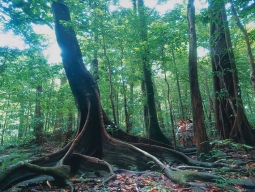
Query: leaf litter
1 142 255 191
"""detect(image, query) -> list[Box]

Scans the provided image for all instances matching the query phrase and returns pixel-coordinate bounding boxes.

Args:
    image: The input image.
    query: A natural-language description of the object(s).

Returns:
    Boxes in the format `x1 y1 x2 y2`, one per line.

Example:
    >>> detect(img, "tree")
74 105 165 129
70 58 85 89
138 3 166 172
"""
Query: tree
209 0 255 145
2 1 253 190
229 0 255 94
187 0 211 156
34 84 44 143
137 0 171 145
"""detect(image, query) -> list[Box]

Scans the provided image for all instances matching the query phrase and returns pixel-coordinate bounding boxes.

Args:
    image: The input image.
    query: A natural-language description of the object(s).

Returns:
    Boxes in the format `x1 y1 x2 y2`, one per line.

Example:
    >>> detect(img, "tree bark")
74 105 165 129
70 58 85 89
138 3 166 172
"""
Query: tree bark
209 0 255 145
187 0 211 156
229 0 255 94
138 0 171 145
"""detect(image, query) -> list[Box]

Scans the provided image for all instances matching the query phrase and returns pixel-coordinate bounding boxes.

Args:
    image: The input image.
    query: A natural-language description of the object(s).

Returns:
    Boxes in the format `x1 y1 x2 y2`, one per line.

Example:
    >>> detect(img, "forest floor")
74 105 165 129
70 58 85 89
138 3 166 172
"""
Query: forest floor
1 141 255 192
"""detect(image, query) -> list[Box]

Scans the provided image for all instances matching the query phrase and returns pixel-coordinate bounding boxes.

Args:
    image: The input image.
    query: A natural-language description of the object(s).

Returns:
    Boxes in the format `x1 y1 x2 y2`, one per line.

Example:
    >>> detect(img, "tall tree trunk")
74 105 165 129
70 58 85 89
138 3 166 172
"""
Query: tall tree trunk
91 5 99 81
209 0 255 145
200 65 215 131
115 91 120 125
34 85 44 144
164 71 176 149
187 0 211 156
1 93 10 145
138 0 171 145
24 100 31 137
171 47 184 118
120 47 132 133
200 65 215 115
160 44 175 147
18 100 25 138
102 35 118 125
229 0 255 93
153 79 166 129
142 80 149 136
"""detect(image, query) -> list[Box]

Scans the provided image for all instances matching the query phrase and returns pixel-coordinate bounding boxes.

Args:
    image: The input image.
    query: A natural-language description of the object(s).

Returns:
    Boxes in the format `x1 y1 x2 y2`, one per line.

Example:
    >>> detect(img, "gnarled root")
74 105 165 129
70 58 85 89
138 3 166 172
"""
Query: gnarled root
101 135 255 189
0 162 70 189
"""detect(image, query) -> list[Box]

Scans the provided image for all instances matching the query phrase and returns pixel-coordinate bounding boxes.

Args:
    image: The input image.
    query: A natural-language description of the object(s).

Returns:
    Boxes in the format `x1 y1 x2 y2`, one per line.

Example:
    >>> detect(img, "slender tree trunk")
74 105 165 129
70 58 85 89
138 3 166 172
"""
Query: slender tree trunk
161 45 176 148
120 47 132 133
138 0 171 145
200 66 215 114
24 100 31 137
246 91 254 114
142 80 149 136
91 17 99 81
200 65 215 127
18 101 25 138
34 85 44 144
1 94 10 145
171 47 184 118
229 0 255 93
153 79 166 129
187 0 211 156
129 81 134 126
164 72 176 149
115 91 120 125
102 35 118 125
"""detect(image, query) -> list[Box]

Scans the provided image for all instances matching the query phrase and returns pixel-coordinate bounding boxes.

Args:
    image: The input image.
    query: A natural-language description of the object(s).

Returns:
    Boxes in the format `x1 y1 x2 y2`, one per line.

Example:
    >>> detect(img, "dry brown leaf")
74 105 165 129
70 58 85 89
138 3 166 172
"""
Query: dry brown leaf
124 185 135 190
69 177 78 181
176 184 185 189
148 189 158 192
248 162 255 166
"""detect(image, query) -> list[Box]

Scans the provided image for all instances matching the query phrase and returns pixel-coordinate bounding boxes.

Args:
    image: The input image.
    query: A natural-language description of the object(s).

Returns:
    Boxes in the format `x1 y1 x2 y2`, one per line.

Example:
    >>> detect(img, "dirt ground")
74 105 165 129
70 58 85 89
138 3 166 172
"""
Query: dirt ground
1 141 255 191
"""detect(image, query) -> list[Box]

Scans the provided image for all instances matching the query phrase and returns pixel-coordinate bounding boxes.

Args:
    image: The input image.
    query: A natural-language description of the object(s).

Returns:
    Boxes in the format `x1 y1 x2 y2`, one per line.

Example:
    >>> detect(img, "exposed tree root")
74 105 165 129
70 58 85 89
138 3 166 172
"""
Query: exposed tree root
0 114 255 190
100 134 255 188
172 165 216 171
0 161 70 189
133 143 227 168
1 134 254 190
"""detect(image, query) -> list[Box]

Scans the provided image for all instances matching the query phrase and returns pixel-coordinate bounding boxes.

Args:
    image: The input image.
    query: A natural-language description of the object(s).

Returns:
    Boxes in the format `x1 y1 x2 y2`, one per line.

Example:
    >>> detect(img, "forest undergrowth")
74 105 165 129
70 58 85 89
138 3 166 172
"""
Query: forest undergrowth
0 139 255 192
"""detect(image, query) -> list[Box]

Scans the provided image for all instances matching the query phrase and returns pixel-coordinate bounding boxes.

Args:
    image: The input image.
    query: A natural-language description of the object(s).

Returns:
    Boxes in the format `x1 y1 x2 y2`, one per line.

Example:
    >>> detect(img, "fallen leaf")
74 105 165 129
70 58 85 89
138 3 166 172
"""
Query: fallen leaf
46 180 51 188
248 162 255 166
148 189 158 192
